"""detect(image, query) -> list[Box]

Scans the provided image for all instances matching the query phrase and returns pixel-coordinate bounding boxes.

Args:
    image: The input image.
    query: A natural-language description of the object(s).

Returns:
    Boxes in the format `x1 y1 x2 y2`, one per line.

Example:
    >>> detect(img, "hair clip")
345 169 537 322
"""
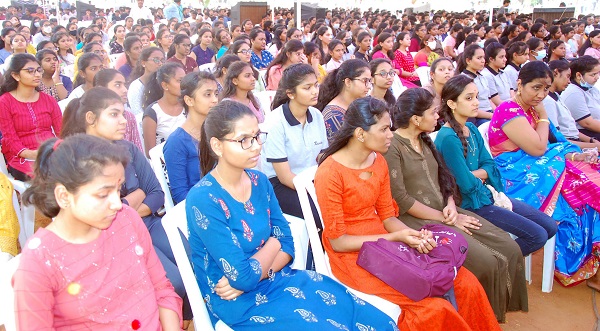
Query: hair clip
53 139 63 151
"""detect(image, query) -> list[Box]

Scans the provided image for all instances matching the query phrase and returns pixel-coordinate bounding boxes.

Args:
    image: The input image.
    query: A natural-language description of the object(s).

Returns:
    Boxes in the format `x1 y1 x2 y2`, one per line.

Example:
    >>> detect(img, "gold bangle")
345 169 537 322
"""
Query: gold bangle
536 118 550 124
54 82 64 86
570 153 577 162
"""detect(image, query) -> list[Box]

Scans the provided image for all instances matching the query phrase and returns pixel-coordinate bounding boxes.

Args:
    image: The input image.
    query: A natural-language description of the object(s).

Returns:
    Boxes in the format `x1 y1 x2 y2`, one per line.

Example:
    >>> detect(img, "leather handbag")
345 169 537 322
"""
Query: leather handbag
356 224 468 302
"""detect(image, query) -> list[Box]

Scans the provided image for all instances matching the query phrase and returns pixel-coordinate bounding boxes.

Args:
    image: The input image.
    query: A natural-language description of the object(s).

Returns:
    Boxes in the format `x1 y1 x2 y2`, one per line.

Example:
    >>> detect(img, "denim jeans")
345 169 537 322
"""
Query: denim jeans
467 199 558 256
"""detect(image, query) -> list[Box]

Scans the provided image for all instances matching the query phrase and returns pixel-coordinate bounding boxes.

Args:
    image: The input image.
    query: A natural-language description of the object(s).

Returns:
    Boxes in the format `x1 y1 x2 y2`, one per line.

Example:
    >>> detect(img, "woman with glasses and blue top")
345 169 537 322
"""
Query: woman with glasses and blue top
0 53 62 180
316 59 371 140
186 99 397 330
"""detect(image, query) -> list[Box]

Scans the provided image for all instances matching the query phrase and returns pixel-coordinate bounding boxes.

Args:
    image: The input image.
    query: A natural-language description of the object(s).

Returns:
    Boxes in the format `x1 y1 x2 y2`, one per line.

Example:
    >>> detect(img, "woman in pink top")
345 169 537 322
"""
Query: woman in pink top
219 61 265 121
265 39 306 91
578 30 600 60
370 32 395 61
393 32 420 86
0 53 62 180
13 134 182 330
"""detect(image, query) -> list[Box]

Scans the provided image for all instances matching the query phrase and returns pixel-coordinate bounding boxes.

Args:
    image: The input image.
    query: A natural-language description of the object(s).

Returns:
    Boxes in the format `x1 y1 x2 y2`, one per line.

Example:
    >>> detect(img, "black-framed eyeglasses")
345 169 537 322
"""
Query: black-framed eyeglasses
220 132 268 150
21 67 43 75
352 77 373 87
375 70 396 78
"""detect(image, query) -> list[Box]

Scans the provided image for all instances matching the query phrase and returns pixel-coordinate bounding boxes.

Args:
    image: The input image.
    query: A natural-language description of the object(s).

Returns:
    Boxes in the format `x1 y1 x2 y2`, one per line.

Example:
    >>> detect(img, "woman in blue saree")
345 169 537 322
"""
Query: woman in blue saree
488 61 600 288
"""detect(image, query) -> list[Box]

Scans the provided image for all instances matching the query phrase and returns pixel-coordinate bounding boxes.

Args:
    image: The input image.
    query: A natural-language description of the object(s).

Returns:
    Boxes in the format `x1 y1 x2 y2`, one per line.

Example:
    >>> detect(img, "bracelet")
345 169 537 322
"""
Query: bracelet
570 153 577 162
536 118 550 124
54 82 64 86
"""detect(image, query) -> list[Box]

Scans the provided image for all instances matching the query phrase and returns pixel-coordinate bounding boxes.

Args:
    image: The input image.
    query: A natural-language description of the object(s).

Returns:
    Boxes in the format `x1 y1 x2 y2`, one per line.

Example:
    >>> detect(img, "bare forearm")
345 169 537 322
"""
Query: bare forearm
251 237 281 279
477 109 493 119
19 149 37 160
158 307 180 331
328 233 399 253
269 250 292 273
471 169 488 180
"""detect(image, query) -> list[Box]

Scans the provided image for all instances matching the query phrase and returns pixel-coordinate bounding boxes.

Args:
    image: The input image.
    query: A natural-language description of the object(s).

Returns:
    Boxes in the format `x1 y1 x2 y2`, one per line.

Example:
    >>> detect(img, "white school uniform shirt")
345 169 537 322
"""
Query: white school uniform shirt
561 83 600 130
462 70 493 112
481 65 512 102
543 91 580 139
503 62 520 91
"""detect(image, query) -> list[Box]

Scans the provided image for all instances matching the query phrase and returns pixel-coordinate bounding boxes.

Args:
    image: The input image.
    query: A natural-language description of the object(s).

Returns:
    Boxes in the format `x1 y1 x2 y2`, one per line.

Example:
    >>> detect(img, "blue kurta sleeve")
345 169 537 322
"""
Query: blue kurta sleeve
128 141 165 212
435 129 492 210
164 129 194 203
186 184 263 292
263 174 295 261
469 123 504 193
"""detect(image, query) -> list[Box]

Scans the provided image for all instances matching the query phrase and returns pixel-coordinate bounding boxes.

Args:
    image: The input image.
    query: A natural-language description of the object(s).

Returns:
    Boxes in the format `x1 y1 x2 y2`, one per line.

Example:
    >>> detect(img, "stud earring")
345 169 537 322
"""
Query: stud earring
358 137 364 142
416 121 420 127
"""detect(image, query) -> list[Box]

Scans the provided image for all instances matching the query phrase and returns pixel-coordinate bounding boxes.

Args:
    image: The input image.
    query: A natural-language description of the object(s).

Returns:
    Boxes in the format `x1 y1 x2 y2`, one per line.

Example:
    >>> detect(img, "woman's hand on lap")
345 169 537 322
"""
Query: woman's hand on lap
215 276 244 301
453 214 481 236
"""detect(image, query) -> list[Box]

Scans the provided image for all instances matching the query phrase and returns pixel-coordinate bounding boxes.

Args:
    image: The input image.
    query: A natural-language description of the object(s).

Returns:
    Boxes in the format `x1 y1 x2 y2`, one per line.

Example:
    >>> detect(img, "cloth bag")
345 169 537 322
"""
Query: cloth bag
356 224 468 302
486 184 513 211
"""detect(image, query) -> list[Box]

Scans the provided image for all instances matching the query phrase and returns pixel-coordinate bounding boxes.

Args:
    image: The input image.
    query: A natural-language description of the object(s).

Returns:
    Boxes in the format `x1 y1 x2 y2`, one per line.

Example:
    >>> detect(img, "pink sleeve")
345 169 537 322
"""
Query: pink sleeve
13 244 58 330
371 51 384 60
130 208 183 324
0 98 27 157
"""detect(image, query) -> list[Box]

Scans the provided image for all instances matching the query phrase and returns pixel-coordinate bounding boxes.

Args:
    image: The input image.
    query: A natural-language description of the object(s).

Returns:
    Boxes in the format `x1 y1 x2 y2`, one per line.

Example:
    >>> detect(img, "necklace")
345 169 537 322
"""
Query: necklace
214 167 246 202
466 134 476 156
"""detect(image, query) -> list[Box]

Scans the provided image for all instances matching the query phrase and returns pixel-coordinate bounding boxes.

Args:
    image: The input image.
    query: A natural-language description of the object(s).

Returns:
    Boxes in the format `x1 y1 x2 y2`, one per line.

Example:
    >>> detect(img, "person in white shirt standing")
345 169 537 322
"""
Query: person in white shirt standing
129 0 153 23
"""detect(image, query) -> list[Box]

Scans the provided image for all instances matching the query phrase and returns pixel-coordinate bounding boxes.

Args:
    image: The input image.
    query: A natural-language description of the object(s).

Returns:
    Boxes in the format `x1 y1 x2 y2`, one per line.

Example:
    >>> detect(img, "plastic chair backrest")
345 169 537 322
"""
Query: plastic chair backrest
254 91 277 117
149 142 174 212
293 166 402 321
161 201 233 331
477 121 491 154
415 66 431 87
391 75 408 99
199 63 216 73
0 254 20 331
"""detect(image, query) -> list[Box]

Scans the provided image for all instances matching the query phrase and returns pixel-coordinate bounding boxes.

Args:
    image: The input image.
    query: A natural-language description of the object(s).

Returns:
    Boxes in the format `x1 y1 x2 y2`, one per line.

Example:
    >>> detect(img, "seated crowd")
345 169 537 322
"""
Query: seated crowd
2 3 600 330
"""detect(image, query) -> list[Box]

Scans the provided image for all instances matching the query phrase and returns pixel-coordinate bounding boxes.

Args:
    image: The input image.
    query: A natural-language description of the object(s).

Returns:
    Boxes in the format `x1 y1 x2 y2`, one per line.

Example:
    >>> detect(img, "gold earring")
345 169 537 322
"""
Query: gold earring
416 121 420 127
358 137 364 142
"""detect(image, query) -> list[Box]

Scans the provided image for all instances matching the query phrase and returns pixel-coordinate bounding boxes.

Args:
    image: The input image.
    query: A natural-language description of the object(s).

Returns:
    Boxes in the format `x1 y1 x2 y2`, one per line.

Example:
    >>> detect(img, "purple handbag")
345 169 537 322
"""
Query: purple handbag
356 224 468 302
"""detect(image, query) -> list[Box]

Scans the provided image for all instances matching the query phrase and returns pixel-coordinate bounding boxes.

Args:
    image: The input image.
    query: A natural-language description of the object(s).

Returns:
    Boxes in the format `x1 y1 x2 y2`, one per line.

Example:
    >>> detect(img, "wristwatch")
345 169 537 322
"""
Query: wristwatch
267 268 274 279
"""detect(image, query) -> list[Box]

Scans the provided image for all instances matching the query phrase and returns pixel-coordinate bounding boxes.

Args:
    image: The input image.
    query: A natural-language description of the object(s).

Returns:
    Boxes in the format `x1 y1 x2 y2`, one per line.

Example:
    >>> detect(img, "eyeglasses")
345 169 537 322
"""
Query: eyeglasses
375 70 396 78
237 49 250 55
20 67 43 75
352 77 373 87
150 57 166 64
220 132 268 150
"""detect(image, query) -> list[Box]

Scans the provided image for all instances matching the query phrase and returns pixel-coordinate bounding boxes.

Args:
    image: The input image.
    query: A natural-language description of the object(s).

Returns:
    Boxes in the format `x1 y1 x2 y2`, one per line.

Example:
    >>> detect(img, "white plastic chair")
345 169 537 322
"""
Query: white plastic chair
390 75 407 99
148 142 174 212
0 149 34 248
254 90 277 116
478 121 556 292
0 254 20 331
161 201 310 330
415 66 430 87
109 54 121 68
293 166 402 322
199 63 216 73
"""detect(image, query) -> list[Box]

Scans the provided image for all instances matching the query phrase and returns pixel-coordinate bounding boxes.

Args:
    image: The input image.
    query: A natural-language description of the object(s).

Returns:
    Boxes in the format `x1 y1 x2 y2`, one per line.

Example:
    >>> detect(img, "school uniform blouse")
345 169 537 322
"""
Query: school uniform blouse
561 83 600 129
543 91 581 140
462 69 493 112
0 92 62 175
503 62 520 91
482 65 512 102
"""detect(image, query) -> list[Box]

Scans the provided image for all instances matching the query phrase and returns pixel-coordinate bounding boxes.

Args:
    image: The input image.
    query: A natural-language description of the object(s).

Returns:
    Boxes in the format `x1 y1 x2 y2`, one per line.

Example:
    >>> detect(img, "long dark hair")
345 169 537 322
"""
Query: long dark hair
318 96 389 164
22 134 130 218
93 68 123 88
271 25 286 51
0 53 40 96
455 44 482 74
316 59 369 110
180 71 217 115
370 32 394 60
394 88 460 205
142 61 184 109
74 53 102 88
264 39 304 87
369 58 396 108
214 54 240 79
129 46 163 83
440 75 474 157
61 87 123 138
507 41 528 64
123 35 141 67
199 100 255 175
218 61 260 110
578 30 600 57
167 33 190 58
519 60 553 86
484 42 505 65
272 63 318 110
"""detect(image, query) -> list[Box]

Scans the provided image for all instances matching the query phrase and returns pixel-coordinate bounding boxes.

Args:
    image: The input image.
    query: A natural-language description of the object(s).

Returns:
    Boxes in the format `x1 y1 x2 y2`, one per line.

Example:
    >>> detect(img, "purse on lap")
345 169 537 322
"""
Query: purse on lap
356 224 468 302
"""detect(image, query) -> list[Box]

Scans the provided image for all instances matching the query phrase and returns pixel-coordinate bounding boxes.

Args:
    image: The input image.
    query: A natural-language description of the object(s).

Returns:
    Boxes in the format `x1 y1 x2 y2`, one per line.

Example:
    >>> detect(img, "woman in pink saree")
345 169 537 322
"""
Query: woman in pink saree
488 61 600 289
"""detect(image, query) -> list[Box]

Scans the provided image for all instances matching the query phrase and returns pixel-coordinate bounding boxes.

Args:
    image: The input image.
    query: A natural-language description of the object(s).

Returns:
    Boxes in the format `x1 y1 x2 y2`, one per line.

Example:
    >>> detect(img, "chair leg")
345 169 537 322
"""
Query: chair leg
525 254 532 284
542 235 556 293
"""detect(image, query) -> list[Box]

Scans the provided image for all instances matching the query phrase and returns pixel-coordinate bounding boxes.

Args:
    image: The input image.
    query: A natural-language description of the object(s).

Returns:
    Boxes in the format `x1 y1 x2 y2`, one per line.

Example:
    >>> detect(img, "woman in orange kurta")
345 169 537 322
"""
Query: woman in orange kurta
314 96 501 331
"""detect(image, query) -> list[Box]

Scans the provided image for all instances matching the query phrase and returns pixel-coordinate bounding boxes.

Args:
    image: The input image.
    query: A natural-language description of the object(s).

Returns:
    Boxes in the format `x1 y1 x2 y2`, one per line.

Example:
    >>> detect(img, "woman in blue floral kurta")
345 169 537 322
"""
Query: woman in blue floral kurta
186 100 397 330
